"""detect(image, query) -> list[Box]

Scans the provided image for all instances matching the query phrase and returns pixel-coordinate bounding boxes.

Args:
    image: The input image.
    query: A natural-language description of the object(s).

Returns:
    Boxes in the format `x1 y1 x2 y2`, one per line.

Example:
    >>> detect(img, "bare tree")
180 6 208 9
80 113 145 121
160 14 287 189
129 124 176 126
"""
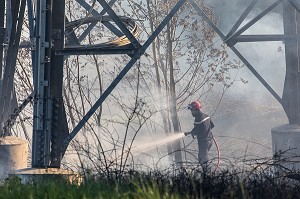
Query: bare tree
121 0 241 166
8 0 242 172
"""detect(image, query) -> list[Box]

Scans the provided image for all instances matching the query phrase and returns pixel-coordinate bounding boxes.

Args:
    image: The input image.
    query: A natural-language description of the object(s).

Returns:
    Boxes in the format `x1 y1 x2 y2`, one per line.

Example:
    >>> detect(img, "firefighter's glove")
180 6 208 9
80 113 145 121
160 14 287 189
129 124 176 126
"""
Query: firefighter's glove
184 132 190 136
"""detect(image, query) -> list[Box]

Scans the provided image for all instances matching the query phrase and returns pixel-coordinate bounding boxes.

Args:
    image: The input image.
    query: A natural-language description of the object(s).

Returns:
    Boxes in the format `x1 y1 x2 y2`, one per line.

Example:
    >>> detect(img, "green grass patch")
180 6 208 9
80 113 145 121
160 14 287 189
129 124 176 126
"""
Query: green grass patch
1 168 300 198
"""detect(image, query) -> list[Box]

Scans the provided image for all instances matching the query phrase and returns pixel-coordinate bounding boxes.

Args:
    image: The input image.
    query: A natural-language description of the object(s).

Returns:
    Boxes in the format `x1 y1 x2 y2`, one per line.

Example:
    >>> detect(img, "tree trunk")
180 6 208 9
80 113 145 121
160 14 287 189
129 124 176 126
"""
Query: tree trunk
146 0 172 155
167 22 183 167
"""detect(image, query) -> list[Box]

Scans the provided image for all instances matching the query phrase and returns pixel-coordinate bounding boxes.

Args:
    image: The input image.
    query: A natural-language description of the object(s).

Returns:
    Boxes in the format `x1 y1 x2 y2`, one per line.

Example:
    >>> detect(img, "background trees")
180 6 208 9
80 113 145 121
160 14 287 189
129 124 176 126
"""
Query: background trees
119 0 240 166
11 0 241 172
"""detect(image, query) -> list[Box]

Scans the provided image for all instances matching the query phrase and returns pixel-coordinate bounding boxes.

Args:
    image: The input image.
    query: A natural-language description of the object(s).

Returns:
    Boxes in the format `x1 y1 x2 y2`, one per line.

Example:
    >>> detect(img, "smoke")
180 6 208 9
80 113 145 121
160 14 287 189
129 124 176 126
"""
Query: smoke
194 0 286 103
176 0 289 165
207 0 283 32
62 0 289 170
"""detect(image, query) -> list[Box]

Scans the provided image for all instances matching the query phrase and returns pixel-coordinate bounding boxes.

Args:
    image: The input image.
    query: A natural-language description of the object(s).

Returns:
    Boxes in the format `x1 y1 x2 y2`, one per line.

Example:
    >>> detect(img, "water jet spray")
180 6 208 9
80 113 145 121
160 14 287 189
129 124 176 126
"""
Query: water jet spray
130 133 185 156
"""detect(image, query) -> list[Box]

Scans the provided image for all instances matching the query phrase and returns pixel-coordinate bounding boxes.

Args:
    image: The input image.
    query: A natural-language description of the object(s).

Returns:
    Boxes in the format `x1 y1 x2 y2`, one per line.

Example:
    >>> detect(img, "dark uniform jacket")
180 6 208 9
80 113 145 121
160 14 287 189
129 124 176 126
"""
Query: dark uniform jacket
190 111 214 140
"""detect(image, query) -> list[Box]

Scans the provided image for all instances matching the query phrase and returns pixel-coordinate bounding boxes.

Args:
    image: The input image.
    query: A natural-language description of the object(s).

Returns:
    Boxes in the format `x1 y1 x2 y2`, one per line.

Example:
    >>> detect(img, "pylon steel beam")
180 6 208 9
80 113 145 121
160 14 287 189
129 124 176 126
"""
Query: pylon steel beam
96 0 141 48
48 0 68 168
226 0 258 38
189 0 283 105
32 0 53 167
282 0 300 124
56 47 135 56
190 0 300 124
29 0 187 167
0 0 4 76
225 0 283 44
75 0 123 39
288 0 300 12
62 0 187 153
4 0 300 169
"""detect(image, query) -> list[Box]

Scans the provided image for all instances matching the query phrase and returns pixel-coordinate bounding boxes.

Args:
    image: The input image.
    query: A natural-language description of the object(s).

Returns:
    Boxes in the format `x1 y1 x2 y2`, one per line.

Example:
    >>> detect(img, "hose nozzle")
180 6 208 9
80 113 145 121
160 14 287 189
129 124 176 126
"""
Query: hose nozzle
184 132 195 138
184 132 190 136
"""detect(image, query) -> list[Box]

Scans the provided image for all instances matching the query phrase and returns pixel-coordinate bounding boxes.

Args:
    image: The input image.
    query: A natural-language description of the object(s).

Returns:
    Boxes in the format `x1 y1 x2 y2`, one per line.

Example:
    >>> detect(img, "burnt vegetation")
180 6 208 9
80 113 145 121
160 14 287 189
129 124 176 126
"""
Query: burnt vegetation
76 163 300 198
3 161 300 199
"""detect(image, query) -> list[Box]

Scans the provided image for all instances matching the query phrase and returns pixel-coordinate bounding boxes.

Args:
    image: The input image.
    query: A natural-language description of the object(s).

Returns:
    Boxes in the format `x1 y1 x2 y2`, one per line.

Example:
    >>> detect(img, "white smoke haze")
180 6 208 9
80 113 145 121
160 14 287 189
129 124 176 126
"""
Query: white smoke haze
177 0 288 168
9 0 292 172
69 0 287 171
208 0 283 32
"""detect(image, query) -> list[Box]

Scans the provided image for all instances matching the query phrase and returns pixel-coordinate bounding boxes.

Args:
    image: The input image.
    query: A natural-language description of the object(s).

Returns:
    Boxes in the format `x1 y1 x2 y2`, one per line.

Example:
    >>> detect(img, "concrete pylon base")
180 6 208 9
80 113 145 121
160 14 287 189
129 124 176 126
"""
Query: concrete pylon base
10 168 82 185
0 136 28 180
272 124 300 171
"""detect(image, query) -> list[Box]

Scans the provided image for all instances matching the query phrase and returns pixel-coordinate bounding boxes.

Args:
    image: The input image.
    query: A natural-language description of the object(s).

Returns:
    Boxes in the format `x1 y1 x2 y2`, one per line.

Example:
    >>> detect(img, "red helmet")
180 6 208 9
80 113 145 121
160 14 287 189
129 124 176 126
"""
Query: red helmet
188 101 201 110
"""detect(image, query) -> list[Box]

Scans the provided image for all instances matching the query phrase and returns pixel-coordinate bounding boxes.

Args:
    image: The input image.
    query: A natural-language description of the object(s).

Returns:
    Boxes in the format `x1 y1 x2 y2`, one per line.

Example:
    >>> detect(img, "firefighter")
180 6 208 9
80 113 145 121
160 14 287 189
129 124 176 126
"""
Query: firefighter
184 101 214 169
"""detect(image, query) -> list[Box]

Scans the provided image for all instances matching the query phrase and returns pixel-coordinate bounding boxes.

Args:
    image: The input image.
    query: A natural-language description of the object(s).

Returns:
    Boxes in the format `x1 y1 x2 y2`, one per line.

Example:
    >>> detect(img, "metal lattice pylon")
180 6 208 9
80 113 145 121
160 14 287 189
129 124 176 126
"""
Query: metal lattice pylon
189 0 300 123
0 0 187 168
1 0 300 168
